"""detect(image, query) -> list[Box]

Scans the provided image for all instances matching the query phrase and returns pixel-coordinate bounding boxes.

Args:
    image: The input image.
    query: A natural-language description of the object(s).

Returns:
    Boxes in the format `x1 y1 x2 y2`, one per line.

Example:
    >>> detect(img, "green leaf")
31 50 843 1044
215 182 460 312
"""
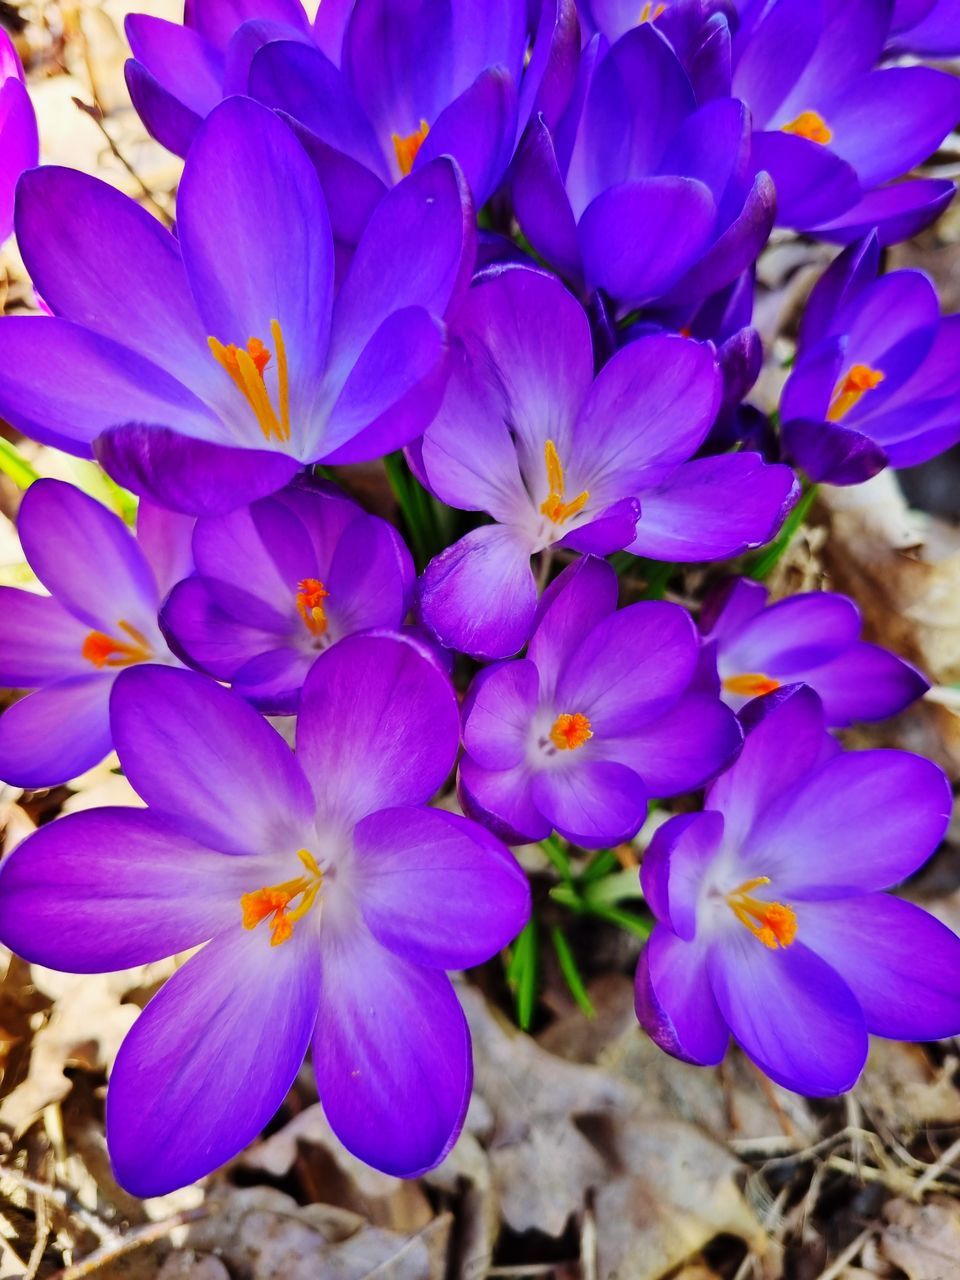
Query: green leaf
540 833 573 882
550 925 595 1018
746 481 818 581
508 917 540 1031
582 866 644 908
579 847 620 884
383 451 443 570
585 902 653 939
0 438 39 490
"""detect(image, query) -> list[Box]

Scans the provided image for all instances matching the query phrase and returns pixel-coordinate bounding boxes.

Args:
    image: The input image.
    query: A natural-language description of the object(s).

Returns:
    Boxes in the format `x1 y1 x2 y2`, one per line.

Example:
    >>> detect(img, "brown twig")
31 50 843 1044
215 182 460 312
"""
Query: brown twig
70 98 174 226
49 1204 214 1280
0 1166 116 1244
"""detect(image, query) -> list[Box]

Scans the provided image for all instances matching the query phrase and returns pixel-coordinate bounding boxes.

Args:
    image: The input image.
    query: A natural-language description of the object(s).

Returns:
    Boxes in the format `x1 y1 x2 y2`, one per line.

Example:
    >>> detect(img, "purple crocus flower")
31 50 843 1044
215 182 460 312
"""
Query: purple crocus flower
511 22 775 317
0 480 190 789
0 95 473 516
636 685 960 1096
415 264 797 659
888 0 960 55
459 557 742 847
699 577 929 727
730 0 960 244
162 480 414 713
0 30 38 244
0 636 530 1193
780 233 960 485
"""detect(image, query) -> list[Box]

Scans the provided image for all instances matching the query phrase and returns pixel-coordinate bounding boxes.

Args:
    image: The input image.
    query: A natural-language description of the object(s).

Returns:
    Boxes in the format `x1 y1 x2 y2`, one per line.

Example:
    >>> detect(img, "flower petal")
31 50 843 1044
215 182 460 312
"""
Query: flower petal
458 755 549 845
600 691 742 797
641 810 725 939
0 675 113 789
635 926 728 1066
530 758 647 848
462 659 540 771
0 588 91 686
527 556 619 698
806 643 929 726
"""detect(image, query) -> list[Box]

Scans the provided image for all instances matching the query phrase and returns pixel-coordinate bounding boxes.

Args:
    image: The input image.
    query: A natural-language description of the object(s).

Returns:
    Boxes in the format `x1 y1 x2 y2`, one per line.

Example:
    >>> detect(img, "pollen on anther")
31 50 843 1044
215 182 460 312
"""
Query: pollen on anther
550 712 593 751
827 363 885 422
392 119 430 176
782 109 832 145
723 672 781 698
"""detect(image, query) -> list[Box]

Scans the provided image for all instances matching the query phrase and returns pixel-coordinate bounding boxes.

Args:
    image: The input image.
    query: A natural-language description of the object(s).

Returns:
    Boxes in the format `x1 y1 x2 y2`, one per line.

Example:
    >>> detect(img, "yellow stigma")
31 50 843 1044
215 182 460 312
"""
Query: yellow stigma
726 876 797 950
82 620 153 669
549 712 593 751
208 318 290 444
781 109 833 145
295 578 330 637
722 672 781 698
827 363 885 422
392 119 430 176
639 1 666 19
540 439 589 526
240 849 322 947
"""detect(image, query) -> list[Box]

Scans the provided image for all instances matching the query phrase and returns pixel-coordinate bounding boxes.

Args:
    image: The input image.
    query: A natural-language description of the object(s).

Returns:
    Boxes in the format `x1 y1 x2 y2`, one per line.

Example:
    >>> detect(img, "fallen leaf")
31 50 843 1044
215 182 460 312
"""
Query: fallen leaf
881 1197 960 1280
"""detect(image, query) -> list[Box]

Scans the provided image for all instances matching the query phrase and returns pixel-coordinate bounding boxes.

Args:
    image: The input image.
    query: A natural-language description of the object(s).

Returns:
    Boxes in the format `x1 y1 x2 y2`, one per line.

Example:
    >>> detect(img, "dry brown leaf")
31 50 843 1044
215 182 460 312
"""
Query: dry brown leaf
881 1197 960 1280
858 1041 960 1131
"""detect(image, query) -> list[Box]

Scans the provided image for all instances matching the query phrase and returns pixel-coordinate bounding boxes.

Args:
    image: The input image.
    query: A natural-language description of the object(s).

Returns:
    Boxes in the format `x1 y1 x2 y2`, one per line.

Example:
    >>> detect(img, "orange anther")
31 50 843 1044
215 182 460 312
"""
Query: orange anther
782 109 833 145
392 119 430 176
723 672 781 698
240 851 322 948
208 319 290 444
540 440 590 526
726 876 797 949
549 712 593 751
639 1 666 18
82 620 152 669
296 578 330 637
827 363 885 422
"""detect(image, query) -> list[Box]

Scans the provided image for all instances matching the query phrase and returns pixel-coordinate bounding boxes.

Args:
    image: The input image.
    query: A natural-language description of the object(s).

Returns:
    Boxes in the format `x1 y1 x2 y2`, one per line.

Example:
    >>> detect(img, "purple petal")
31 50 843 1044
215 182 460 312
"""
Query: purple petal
417 67 518 205
530 758 647 848
124 58 203 158
893 0 960 54
730 0 818 127
717 591 861 678
187 0 310 47
161 577 283 682
635 926 728 1066
512 115 582 282
641 810 725 939
0 675 113 789
0 588 91 686
528 556 619 696
803 643 929 726
600 691 742 797
108 925 319 1196
458 755 549 845
296 632 459 820
314 930 471 1176
780 416 887 488
110 665 314 853
354 805 530 968
462 659 540 771
810 179 955 248
0 807 249 971
0 78 37 243
751 131 860 230
136 503 196 599
125 14 222 113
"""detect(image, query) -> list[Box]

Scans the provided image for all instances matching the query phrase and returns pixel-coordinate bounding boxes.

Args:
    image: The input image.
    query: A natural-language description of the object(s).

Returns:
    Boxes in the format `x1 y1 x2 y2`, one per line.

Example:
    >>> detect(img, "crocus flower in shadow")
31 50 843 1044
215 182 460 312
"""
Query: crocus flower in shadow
0 30 38 244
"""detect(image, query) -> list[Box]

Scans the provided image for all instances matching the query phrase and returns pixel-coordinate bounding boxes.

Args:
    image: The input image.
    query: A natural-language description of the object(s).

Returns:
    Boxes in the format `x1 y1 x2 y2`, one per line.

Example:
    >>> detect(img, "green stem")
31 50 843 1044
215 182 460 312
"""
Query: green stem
746 482 819 581
550 925 595 1018
0 438 38 490
540 833 573 882
383 452 440 569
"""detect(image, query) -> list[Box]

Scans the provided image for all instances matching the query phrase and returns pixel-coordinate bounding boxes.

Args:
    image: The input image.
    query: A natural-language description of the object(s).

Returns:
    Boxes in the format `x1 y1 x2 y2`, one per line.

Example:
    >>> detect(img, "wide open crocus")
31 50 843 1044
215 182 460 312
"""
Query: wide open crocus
699 577 928 727
162 480 414 713
780 233 960 485
248 0 578 229
415 264 797 659
459 557 741 847
0 95 474 516
0 480 189 789
0 30 38 244
0 637 530 1194
635 685 960 1095
511 22 775 318
730 0 960 243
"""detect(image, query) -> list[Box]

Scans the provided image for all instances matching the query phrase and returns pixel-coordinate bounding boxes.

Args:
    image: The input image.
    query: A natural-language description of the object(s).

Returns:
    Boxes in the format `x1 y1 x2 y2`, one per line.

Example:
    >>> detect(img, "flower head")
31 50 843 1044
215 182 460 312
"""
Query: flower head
780 233 960 484
0 635 530 1194
416 265 797 658
459 557 742 847
635 685 960 1095
0 30 38 244
0 96 474 515
699 577 929 727
162 479 414 712
0 480 189 788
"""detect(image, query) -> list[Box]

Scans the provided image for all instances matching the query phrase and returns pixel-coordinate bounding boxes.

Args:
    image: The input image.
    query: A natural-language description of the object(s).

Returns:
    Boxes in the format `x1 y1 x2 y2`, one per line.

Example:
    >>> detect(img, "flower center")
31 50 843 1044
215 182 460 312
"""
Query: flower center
82 620 153 669
827 363 885 422
208 318 290 444
726 876 797 949
639 1 666 19
539 440 589 526
296 578 329 637
241 848 323 947
549 712 593 751
781 109 832 145
722 673 781 698
392 119 430 177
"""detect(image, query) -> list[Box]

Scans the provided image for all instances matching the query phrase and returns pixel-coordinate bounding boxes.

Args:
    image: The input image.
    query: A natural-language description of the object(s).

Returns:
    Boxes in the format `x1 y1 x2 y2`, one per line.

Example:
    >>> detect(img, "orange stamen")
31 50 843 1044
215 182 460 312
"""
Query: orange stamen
392 119 430 176
782 109 832 145
726 875 797 949
549 712 593 751
208 318 290 443
540 439 590 525
240 850 322 947
82 620 153 669
295 578 330 637
723 672 781 698
827 363 885 422
639 1 666 18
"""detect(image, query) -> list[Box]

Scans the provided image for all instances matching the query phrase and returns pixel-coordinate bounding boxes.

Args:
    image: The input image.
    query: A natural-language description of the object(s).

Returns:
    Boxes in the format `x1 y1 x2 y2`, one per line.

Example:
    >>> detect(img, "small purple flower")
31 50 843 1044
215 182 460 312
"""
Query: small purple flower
512 22 775 316
731 0 960 243
780 233 960 485
0 636 530 1193
415 264 797 658
888 0 960 55
0 96 473 515
636 685 960 1095
0 480 189 789
0 30 38 244
699 577 928 727
162 480 414 713
459 557 742 847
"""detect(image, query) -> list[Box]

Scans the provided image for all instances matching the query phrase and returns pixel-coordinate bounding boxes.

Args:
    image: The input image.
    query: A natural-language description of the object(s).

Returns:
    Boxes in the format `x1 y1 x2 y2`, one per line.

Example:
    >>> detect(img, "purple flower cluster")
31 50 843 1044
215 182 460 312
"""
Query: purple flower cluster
0 0 957 1199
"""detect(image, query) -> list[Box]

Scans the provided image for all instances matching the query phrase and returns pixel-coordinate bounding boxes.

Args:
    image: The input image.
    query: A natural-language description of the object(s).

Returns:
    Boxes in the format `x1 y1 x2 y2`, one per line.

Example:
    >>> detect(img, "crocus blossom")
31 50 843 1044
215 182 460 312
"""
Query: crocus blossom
162 480 414 713
699 577 928 727
636 685 960 1095
731 0 960 243
0 30 38 244
415 264 797 658
512 22 775 316
0 95 474 515
780 233 960 485
459 557 741 847
0 636 530 1193
0 480 186 789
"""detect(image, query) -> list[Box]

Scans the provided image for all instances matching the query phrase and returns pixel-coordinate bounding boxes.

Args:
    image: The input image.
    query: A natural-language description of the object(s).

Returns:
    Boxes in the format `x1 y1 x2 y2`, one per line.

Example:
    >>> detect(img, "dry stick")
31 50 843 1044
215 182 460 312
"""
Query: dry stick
0 1167 116 1244
812 1226 874 1280
24 1191 50 1280
49 1205 214 1280
912 1131 960 1199
70 98 174 227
